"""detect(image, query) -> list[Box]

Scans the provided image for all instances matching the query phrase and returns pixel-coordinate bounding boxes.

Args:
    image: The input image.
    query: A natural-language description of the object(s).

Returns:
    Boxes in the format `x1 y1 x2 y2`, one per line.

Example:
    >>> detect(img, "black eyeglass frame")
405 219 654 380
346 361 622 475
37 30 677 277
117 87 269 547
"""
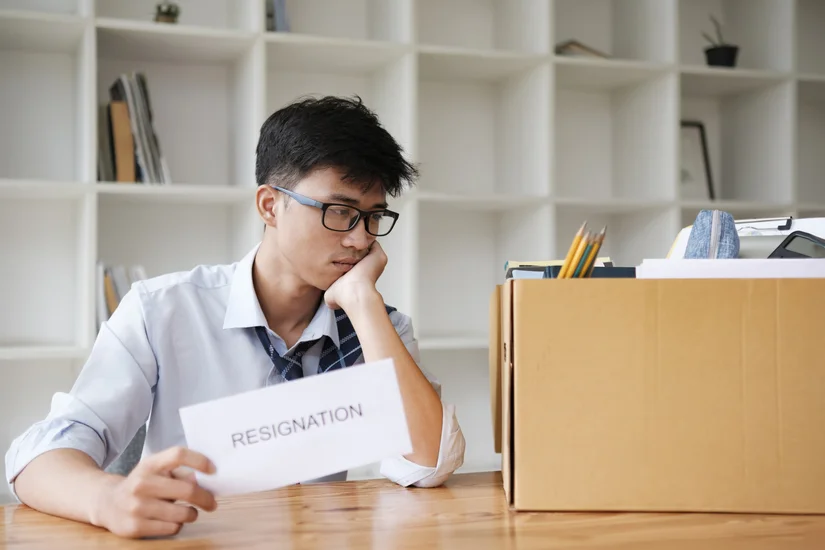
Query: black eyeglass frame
271 185 400 236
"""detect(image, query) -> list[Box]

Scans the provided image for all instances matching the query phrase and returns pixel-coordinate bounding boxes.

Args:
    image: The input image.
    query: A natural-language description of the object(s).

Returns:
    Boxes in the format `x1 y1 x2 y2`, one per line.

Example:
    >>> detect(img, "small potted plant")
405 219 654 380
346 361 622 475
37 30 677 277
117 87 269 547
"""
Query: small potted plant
702 15 738 67
154 1 180 24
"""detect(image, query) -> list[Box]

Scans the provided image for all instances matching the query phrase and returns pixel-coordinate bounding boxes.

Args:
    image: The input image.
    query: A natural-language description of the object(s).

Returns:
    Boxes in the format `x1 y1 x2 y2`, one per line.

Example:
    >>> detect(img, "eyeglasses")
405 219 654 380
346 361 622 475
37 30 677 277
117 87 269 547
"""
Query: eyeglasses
271 186 399 237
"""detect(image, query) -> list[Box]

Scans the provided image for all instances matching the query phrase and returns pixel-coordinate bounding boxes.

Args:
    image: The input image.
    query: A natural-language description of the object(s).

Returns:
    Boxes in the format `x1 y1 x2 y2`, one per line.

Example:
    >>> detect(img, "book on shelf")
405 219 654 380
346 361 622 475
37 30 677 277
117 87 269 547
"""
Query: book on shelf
554 39 610 58
97 72 171 185
96 262 149 328
265 0 290 32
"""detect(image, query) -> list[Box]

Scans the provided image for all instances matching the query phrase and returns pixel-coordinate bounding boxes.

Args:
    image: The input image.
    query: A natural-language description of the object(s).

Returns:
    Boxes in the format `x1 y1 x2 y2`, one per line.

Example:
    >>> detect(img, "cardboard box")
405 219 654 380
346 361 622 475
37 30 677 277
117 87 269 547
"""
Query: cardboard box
490 277 825 513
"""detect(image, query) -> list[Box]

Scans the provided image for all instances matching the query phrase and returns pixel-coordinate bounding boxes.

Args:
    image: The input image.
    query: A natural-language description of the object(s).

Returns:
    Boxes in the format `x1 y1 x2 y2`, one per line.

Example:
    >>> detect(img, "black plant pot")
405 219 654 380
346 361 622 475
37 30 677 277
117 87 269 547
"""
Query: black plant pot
705 45 739 67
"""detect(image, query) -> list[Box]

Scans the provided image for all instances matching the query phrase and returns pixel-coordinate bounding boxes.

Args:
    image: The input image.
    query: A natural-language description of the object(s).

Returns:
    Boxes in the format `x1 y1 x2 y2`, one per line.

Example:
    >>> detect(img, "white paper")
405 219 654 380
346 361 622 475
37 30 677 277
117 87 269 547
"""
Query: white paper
637 258 825 279
179 358 411 496
510 269 545 279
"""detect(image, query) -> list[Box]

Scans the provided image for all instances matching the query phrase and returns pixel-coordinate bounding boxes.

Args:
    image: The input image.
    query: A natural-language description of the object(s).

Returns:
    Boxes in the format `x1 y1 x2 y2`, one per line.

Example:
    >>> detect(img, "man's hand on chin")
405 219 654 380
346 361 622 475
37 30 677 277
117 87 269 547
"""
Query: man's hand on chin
325 240 445 469
324 241 387 312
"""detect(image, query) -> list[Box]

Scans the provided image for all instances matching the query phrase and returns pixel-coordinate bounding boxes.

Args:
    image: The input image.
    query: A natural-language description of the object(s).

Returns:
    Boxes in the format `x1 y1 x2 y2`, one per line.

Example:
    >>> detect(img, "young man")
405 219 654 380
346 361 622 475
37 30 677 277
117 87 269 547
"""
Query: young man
5 96 466 538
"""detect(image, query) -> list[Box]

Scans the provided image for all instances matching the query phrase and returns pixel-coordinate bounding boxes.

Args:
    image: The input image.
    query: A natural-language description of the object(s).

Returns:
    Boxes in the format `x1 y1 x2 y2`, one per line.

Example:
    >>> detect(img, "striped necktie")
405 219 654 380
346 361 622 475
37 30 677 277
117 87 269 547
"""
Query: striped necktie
254 305 396 384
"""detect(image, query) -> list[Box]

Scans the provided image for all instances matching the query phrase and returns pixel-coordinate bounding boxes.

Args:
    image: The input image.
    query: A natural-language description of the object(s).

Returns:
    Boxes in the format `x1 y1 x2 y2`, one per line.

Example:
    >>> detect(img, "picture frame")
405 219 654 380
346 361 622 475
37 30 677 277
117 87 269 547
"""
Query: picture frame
680 120 715 200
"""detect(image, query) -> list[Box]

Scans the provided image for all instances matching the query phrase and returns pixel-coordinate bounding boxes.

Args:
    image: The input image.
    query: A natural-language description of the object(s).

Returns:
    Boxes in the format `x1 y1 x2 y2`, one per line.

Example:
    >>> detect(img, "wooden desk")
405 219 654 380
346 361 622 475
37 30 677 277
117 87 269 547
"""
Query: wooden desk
3 472 825 549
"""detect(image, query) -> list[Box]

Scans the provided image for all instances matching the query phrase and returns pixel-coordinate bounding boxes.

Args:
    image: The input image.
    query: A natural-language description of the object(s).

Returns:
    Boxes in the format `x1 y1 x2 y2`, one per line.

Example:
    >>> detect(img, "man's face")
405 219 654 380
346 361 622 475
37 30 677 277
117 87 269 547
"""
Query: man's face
274 167 388 290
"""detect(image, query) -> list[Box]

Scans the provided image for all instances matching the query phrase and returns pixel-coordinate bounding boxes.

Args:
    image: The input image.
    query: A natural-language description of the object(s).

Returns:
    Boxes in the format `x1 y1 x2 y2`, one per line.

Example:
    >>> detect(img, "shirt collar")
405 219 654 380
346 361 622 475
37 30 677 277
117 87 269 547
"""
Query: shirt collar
222 243 340 347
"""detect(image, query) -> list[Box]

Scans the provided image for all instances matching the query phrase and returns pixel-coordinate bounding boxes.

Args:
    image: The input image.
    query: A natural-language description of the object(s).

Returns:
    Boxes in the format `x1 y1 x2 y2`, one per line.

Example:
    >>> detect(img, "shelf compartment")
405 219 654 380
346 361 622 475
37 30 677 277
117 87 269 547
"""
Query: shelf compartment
554 205 678 267
417 0 549 54
678 0 793 72
680 76 794 203
278 0 411 43
96 24 259 188
554 0 676 63
555 72 677 201
797 80 825 204
0 18 91 182
95 0 258 32
419 63 551 196
0 196 89 348
417 202 552 340
97 195 255 279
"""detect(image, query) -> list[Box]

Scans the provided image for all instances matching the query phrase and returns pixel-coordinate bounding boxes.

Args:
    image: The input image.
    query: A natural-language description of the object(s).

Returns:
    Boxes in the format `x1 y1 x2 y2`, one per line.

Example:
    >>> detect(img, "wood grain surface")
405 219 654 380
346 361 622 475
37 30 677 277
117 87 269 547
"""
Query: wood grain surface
3 472 825 549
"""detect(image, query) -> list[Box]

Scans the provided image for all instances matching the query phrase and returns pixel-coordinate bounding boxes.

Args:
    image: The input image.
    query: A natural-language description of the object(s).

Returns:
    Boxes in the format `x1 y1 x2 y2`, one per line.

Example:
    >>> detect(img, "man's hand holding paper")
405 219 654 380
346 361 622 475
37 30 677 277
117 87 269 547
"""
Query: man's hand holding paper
179 358 411 496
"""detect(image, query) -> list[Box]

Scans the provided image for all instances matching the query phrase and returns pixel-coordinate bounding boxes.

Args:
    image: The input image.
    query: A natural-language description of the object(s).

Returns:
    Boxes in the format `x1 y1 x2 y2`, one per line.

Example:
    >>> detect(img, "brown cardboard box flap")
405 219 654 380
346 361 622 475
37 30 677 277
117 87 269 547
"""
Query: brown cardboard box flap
502 280 514 504
489 285 502 454
502 277 825 514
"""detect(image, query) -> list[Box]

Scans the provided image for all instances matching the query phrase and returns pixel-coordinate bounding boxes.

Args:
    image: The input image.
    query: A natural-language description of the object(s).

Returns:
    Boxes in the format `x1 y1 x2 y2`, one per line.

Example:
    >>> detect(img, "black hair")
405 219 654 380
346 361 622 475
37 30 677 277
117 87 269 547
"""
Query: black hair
255 95 418 198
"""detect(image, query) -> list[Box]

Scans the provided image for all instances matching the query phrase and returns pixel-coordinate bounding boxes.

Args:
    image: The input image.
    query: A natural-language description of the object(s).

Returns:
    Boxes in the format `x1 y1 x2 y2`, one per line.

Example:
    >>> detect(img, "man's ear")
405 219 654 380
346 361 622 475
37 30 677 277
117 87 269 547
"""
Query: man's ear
255 185 280 228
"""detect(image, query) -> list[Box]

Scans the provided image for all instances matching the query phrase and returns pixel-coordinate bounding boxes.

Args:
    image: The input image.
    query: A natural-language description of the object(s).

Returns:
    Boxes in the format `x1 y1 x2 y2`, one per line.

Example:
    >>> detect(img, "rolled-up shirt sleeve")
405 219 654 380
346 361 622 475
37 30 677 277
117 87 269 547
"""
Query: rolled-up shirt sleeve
379 311 466 488
4 286 157 500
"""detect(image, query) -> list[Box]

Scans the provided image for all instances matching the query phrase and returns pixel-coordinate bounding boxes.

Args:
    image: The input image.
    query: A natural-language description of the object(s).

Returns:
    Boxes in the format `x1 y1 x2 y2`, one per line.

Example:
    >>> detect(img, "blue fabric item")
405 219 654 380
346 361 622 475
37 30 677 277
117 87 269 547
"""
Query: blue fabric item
684 209 740 259
255 305 397 384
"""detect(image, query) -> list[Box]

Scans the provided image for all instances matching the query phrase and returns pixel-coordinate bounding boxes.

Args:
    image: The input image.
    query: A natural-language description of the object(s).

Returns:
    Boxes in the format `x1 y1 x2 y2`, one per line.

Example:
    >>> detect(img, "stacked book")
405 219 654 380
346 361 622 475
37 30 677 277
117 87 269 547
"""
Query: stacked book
96 262 149 328
97 72 171 184
265 0 290 32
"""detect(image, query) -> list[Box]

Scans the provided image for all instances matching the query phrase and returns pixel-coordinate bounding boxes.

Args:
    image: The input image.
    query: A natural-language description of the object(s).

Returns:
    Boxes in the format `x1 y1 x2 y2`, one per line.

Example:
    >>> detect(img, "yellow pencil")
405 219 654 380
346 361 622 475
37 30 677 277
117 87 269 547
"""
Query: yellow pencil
572 233 595 278
564 231 591 279
582 226 607 277
558 221 587 278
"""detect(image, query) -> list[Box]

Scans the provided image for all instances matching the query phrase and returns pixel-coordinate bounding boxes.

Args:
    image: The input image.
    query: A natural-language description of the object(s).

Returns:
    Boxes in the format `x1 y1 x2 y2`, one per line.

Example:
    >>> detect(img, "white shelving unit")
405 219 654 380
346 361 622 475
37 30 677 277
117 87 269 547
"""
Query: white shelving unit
1 0 821 503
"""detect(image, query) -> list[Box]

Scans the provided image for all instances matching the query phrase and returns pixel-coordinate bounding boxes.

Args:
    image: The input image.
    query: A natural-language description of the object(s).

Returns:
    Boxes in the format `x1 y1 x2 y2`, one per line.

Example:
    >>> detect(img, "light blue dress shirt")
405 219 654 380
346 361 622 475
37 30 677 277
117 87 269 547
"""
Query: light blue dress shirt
5 243 466 499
